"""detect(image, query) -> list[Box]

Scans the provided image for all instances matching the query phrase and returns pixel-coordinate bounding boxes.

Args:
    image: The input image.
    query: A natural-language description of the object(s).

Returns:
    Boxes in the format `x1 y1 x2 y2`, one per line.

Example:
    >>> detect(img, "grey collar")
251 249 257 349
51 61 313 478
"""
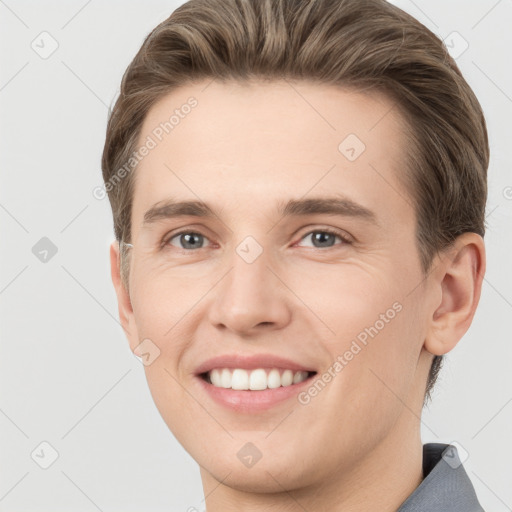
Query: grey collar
397 443 484 511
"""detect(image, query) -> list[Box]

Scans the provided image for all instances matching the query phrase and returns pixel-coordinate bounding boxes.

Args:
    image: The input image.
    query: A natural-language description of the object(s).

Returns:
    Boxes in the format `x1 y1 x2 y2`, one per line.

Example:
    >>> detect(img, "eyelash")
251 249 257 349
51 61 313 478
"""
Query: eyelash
161 227 353 252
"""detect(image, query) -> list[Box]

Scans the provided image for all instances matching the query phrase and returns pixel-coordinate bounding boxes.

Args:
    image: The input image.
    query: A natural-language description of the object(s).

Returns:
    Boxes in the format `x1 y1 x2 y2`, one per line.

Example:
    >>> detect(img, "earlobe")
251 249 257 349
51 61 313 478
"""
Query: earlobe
424 233 486 356
109 241 138 348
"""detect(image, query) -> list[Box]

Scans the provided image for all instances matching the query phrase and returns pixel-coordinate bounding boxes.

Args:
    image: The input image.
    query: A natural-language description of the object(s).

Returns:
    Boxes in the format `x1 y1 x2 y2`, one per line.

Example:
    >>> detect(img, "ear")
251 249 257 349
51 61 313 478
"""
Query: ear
110 241 140 352
424 232 486 356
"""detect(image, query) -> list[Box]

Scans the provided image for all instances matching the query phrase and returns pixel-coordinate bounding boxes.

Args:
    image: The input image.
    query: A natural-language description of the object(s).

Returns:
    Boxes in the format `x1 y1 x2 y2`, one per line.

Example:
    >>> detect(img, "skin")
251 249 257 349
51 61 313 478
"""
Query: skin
110 80 485 511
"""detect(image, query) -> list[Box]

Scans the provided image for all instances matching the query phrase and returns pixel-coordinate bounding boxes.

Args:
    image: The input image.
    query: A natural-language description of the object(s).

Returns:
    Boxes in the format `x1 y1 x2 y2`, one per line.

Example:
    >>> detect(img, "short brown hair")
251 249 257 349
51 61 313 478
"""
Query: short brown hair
102 0 489 403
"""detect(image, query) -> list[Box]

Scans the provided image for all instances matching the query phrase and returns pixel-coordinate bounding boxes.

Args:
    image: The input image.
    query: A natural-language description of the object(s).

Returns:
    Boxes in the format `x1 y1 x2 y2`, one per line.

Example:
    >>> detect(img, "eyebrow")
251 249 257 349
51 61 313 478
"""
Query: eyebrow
142 196 379 227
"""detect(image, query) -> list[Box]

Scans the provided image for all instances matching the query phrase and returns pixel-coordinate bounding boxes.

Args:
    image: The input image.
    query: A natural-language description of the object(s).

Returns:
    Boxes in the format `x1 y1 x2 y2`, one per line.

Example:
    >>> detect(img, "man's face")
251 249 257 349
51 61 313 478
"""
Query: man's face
116 80 436 492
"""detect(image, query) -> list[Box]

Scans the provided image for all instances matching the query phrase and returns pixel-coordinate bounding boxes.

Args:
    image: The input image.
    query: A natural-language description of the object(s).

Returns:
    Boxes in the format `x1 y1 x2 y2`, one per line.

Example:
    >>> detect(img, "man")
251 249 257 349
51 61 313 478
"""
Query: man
102 0 488 510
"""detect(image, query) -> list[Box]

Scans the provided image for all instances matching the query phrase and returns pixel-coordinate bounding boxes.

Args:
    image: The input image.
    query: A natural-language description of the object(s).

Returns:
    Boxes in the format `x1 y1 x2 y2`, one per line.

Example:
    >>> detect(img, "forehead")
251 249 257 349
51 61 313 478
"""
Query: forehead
131 79 412 229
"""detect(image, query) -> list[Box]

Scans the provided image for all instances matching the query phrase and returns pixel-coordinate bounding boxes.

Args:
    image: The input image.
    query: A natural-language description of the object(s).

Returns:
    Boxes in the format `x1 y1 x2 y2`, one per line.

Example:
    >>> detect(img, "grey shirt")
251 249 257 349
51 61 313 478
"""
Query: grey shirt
397 443 484 511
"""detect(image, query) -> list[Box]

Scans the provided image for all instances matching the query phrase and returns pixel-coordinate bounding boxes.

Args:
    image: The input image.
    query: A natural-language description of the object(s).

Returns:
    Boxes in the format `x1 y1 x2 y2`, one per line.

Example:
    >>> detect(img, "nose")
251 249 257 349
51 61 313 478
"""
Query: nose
207 246 292 336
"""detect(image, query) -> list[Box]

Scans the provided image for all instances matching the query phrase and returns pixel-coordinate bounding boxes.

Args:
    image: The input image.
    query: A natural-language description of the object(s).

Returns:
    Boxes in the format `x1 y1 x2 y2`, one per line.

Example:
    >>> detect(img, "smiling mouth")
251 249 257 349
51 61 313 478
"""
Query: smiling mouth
199 368 317 391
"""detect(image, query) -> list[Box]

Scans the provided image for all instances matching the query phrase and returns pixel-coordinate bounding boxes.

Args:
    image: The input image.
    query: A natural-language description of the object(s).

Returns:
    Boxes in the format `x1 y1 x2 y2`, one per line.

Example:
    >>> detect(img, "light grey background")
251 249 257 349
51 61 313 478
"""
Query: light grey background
0 1 511 510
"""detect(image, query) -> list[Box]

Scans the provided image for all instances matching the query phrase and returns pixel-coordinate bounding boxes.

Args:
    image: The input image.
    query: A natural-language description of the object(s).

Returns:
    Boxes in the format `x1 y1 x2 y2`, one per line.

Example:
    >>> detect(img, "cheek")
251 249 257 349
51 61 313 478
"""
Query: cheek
285 259 400 342
130 262 212 340
129 272 200 418
324 296 423 433
129 265 217 395
292 262 423 413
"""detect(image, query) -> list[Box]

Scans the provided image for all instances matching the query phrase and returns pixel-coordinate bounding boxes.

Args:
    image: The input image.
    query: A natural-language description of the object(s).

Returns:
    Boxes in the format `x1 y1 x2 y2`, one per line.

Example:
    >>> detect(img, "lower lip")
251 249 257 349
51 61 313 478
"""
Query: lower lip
195 374 316 413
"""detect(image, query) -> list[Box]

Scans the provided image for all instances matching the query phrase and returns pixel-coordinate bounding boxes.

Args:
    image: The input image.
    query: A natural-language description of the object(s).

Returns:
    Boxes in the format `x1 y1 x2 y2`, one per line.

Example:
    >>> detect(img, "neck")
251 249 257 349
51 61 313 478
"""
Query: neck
200 412 424 512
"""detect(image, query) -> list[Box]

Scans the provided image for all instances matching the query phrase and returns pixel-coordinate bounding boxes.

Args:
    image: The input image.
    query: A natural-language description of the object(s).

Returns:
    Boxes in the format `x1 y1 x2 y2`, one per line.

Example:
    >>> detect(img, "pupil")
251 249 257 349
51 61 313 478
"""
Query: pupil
182 233 202 249
314 232 334 247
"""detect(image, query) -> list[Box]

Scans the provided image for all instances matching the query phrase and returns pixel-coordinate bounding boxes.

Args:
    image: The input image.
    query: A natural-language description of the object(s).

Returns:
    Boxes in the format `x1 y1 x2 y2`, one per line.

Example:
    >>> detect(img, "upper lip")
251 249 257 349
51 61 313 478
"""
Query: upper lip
194 354 317 375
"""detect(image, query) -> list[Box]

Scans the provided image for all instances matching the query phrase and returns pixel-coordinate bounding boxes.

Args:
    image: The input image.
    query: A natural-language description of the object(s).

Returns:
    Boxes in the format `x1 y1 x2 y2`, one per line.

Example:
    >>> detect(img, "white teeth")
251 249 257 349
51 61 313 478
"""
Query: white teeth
220 368 231 388
249 369 267 390
267 368 281 389
281 369 293 386
205 367 311 390
231 369 250 390
210 369 222 387
293 371 309 384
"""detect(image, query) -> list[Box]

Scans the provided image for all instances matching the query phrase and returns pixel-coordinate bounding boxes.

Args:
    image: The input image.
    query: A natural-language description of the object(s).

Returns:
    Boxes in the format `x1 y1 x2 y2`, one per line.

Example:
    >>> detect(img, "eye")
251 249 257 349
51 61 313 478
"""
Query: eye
162 227 352 252
165 231 212 250
296 228 352 249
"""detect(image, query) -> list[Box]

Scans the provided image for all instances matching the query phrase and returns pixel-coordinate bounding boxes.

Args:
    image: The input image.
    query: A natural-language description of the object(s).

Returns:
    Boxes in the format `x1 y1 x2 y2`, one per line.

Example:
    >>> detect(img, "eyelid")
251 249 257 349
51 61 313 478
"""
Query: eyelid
291 221 354 240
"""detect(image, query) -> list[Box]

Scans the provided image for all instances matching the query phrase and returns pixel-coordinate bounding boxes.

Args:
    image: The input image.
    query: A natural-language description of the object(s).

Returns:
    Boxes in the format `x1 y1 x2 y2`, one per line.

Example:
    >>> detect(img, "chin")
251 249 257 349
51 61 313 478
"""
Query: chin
201 459 311 494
